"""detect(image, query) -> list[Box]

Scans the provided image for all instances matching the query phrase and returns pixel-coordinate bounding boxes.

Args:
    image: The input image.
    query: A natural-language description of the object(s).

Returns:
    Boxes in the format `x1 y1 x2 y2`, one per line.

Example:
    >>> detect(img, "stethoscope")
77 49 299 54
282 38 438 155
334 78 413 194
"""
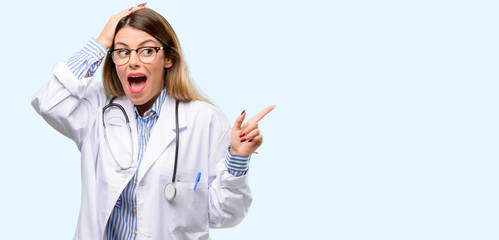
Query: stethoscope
102 97 180 200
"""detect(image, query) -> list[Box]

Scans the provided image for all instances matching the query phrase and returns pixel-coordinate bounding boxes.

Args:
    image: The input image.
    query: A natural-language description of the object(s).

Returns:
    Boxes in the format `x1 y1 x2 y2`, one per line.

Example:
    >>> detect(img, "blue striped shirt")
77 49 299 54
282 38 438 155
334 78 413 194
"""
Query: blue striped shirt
225 148 251 176
66 38 251 238
67 39 107 79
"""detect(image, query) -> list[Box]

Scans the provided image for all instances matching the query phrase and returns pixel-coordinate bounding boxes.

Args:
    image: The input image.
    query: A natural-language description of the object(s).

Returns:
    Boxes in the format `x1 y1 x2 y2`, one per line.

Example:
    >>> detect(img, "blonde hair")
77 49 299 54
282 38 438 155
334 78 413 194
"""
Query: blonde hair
102 8 209 103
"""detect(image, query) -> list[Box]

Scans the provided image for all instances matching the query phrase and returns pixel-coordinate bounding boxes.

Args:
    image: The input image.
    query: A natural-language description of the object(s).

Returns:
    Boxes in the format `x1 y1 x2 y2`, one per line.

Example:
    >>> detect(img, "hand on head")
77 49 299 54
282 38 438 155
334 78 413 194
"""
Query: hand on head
97 3 147 49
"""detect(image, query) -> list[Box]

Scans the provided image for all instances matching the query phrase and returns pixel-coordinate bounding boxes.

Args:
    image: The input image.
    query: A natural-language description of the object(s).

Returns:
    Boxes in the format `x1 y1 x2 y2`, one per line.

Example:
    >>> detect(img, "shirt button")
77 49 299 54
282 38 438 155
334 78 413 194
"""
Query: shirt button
143 129 147 133
146 112 151 116
134 206 137 211
134 231 138 236
98 51 102 56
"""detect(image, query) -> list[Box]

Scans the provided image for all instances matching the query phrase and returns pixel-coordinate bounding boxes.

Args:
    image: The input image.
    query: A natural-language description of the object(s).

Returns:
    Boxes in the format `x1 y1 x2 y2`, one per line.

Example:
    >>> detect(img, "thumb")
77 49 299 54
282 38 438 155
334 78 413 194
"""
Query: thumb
232 110 246 131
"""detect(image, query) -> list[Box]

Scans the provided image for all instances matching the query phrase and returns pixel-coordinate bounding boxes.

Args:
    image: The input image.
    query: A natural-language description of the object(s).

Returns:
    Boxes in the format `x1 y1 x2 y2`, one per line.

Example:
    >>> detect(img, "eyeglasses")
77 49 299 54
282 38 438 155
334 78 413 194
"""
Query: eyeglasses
110 46 164 66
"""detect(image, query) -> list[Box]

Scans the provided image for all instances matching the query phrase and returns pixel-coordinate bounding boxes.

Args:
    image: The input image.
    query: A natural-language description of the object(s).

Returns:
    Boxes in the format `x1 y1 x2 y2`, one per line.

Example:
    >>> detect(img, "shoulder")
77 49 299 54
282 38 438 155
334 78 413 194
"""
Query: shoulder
54 61 109 105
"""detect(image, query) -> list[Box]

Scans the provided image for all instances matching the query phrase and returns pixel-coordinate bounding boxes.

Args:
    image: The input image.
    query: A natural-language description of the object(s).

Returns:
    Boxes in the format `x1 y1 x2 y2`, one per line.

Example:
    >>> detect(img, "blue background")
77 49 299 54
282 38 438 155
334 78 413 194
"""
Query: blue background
1 0 498 239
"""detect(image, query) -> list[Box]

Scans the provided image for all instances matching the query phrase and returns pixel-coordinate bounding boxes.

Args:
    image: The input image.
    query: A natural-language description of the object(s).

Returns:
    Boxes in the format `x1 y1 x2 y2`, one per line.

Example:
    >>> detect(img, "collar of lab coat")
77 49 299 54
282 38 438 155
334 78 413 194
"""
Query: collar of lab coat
111 94 187 182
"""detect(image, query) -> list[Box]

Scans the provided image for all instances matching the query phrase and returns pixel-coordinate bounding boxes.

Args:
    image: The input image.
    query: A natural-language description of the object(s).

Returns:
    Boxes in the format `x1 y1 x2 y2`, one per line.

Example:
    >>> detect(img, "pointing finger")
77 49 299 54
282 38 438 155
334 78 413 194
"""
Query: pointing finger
249 105 275 123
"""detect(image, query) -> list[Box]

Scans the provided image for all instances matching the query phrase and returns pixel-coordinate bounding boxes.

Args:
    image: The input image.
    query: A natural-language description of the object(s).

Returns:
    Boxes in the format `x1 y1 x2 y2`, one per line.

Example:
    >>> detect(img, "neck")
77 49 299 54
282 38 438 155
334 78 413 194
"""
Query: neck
135 92 161 117
135 104 150 117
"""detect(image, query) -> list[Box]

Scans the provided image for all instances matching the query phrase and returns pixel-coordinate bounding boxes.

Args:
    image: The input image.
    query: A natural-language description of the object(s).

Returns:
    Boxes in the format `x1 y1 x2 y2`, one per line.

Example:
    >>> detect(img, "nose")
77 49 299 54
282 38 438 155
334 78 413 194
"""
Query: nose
128 50 141 68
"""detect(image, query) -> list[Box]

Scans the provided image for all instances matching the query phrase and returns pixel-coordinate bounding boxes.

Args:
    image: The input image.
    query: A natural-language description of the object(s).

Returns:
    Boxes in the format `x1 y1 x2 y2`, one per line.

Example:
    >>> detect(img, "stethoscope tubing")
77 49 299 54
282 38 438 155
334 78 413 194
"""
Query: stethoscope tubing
102 97 180 200
102 97 136 170
172 100 180 183
102 97 179 180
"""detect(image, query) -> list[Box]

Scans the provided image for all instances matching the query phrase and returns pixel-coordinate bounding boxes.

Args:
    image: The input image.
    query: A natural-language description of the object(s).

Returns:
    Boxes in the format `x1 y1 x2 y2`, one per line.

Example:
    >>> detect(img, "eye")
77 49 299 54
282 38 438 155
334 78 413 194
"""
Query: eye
139 47 154 56
116 49 130 57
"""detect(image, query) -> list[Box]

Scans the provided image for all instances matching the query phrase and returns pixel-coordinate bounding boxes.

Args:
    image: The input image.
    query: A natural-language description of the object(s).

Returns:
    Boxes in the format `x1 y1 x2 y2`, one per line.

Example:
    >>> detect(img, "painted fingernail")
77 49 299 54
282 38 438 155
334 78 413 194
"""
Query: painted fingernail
240 138 246 142
239 132 246 138
129 7 133 11
138 2 147 7
241 110 245 115
248 139 253 143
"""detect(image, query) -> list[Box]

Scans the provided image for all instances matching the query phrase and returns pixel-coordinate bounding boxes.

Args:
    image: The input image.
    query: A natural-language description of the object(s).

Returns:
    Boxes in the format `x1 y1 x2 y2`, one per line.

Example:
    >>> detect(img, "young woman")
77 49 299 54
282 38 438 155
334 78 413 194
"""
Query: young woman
32 3 273 239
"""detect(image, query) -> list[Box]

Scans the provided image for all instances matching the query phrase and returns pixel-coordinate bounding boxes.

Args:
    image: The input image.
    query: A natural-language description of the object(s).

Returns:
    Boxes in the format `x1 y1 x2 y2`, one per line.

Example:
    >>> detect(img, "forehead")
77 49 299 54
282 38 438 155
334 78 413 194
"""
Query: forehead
114 26 160 46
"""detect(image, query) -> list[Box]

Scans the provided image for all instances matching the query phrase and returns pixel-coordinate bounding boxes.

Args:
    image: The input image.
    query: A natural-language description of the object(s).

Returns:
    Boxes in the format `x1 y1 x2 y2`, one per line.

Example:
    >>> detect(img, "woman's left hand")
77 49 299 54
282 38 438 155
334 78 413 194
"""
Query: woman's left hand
230 105 275 156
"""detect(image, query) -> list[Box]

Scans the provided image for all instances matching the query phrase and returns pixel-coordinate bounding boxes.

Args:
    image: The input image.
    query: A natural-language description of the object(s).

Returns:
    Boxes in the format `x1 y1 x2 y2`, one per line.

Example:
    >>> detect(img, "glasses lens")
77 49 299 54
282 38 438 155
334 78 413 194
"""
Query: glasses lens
139 47 157 63
112 49 130 65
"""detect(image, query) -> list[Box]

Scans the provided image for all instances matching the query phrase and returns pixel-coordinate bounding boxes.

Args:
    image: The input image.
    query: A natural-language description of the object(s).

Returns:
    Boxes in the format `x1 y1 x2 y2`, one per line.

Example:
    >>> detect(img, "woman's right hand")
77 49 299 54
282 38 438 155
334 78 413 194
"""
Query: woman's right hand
96 3 147 49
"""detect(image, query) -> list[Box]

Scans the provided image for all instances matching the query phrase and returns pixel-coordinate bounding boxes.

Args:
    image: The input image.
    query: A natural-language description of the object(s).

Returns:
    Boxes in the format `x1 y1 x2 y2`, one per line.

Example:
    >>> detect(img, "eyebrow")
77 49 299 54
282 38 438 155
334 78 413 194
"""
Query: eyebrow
114 39 158 47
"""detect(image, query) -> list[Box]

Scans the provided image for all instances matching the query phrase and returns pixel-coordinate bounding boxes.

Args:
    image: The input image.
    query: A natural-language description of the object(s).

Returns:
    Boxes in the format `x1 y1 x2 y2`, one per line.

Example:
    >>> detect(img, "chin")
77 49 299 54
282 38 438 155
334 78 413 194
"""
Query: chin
128 95 149 106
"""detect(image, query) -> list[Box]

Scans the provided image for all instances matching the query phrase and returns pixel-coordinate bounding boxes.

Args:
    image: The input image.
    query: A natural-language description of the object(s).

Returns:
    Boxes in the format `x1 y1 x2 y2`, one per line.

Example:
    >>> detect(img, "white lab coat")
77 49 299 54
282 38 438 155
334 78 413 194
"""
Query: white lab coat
31 62 252 240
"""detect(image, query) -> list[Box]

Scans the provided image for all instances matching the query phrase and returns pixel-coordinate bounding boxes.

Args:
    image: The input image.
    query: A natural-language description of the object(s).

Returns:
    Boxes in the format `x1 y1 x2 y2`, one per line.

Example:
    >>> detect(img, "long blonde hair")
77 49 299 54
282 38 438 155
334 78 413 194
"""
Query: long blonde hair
102 8 209 103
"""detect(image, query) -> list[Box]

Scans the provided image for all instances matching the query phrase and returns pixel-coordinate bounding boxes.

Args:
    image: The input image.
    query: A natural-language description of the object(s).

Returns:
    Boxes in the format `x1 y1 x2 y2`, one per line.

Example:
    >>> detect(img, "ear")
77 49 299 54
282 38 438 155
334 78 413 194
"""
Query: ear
164 57 173 69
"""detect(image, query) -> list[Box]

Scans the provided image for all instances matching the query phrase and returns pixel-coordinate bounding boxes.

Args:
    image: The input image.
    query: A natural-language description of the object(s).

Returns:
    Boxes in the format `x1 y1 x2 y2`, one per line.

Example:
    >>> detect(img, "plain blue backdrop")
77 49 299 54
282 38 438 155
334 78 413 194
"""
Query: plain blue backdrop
1 0 498 239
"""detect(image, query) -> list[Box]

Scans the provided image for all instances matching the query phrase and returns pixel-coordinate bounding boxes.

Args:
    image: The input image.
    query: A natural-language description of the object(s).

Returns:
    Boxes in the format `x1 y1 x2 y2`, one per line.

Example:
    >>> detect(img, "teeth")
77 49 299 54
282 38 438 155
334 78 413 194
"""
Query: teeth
129 75 145 78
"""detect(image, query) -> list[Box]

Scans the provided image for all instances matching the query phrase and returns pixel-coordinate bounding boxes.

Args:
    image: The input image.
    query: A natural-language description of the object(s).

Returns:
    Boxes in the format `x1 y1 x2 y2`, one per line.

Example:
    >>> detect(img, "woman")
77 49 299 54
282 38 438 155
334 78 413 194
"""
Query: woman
32 3 273 240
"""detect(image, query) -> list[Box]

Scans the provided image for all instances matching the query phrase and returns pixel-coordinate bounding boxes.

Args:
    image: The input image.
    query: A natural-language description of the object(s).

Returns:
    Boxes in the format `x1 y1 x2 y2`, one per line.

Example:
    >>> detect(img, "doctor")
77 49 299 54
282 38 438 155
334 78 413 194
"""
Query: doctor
32 4 274 240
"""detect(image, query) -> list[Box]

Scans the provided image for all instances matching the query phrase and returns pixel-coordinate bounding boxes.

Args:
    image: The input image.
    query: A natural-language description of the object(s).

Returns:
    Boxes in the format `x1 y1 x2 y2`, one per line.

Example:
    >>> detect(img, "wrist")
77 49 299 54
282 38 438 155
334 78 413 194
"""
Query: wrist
228 146 251 157
229 146 239 156
96 36 111 49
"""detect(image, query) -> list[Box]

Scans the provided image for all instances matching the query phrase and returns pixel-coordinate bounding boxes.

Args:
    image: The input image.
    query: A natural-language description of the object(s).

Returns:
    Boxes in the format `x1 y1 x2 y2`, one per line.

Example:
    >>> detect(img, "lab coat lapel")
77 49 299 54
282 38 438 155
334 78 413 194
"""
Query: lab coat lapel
136 96 186 182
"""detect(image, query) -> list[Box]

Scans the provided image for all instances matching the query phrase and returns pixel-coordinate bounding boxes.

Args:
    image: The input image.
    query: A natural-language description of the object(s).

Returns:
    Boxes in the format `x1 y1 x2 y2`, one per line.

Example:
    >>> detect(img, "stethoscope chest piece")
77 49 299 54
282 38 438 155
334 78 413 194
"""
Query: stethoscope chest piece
164 183 176 200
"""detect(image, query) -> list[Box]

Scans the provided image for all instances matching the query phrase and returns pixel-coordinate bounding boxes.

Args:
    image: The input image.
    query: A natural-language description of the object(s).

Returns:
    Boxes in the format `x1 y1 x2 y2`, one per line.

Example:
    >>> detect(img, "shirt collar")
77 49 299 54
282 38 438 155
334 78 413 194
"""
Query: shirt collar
134 88 168 119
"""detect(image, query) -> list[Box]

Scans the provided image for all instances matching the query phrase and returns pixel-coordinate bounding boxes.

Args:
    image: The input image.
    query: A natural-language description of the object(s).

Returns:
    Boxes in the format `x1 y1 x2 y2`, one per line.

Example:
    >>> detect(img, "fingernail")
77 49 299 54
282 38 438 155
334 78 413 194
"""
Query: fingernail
248 139 253 143
138 2 147 7
239 132 246 138
241 110 245 115
129 7 133 11
240 138 246 143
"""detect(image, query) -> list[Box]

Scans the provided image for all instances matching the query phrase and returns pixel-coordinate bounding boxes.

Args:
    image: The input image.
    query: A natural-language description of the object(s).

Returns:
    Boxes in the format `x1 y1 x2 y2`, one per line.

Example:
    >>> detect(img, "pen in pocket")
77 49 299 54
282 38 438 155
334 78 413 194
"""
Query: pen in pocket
193 172 201 190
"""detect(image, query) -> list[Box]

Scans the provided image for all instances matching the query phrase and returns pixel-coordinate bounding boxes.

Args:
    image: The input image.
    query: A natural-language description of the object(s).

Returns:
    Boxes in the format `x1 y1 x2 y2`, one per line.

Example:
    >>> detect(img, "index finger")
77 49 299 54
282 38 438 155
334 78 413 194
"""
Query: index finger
249 105 276 123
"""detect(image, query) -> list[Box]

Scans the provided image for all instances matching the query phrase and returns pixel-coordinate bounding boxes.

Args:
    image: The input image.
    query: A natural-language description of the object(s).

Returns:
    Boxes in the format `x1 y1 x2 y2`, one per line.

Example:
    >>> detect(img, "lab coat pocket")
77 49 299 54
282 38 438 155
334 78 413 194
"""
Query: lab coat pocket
169 180 209 235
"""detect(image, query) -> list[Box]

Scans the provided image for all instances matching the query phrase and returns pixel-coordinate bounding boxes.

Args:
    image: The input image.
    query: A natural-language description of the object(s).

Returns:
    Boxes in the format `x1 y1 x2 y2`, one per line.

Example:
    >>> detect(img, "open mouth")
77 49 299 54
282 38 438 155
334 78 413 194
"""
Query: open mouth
127 73 147 94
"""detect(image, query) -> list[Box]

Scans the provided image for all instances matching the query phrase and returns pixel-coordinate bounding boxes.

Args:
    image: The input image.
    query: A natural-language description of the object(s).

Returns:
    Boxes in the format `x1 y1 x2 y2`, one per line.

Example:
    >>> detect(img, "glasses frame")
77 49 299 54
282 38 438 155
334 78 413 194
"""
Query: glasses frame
109 46 164 66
